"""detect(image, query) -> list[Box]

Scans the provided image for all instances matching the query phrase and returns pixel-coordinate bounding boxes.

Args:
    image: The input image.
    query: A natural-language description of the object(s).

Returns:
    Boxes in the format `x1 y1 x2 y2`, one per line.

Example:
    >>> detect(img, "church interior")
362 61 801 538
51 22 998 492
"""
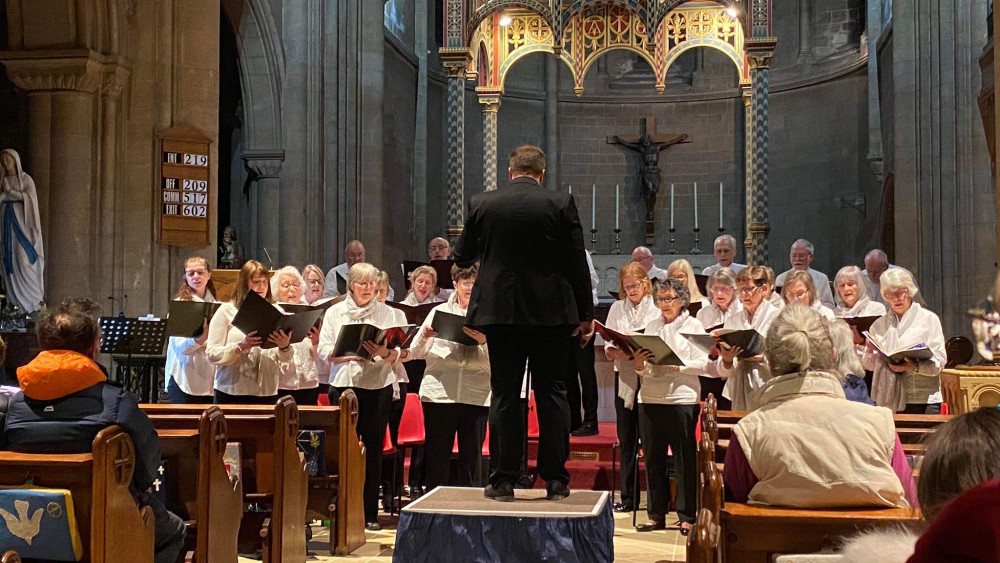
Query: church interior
1 0 1000 562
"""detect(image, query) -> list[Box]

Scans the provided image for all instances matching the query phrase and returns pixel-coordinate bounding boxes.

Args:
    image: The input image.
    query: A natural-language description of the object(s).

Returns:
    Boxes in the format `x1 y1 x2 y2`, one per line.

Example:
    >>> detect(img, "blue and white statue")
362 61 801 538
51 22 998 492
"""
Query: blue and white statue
0 149 44 313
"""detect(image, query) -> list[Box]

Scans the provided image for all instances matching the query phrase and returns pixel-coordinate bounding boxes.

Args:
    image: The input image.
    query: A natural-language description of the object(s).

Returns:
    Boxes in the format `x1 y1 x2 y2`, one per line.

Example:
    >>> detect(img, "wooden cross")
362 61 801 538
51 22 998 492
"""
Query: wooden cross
605 117 691 147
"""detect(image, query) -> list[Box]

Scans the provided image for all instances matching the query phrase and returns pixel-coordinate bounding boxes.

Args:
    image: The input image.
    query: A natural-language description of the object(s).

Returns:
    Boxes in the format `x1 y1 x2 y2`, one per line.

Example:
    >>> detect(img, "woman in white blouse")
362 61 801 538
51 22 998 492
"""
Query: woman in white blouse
302 264 331 396
696 267 743 410
375 269 410 511
409 264 491 490
715 266 782 411
165 256 217 404
403 265 446 306
206 260 293 404
271 266 321 406
781 270 835 321
862 269 946 414
317 263 404 530
632 278 709 534
667 259 708 308
603 262 660 512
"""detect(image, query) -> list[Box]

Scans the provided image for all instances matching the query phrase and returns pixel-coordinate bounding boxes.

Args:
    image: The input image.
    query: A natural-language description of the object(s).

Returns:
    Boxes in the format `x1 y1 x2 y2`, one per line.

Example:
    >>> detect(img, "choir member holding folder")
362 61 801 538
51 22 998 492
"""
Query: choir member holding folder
631 278 708 535
165 256 218 404
602 261 659 513
833 265 886 384
318 262 404 530
696 267 742 409
376 269 411 511
780 270 836 321
272 266 321 406
862 269 946 414
206 260 293 404
715 266 782 411
409 264 491 490
303 264 332 396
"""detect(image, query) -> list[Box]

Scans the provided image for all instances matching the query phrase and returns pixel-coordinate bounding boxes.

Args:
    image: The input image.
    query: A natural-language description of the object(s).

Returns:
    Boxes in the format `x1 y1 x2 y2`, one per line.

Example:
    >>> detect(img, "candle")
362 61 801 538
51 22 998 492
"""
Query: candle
568 185 572 195
670 184 675 229
615 184 620 230
693 182 699 229
719 182 724 229
592 184 597 230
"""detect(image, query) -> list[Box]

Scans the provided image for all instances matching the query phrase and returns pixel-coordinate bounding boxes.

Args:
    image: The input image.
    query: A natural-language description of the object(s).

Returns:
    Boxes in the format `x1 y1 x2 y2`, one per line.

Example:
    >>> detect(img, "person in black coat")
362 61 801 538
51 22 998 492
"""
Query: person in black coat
454 144 594 502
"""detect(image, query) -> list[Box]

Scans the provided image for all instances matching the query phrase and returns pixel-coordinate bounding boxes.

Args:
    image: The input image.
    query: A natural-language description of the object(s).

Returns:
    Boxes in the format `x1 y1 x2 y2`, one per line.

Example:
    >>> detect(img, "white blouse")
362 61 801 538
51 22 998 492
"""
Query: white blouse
834 298 887 319
273 304 320 391
696 298 744 331
206 301 294 396
409 293 491 407
317 299 400 390
636 312 709 405
716 297 782 411
402 291 446 306
164 292 216 397
604 295 661 409
862 302 946 410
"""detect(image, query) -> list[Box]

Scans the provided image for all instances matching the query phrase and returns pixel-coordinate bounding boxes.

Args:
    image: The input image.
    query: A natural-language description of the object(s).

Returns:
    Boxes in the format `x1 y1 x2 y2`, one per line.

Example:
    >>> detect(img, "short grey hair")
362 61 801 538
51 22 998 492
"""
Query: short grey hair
880 268 920 299
791 238 815 255
270 265 305 297
653 278 690 308
827 320 862 382
765 303 835 375
865 249 889 266
347 262 379 287
833 265 869 308
708 267 737 290
714 234 737 249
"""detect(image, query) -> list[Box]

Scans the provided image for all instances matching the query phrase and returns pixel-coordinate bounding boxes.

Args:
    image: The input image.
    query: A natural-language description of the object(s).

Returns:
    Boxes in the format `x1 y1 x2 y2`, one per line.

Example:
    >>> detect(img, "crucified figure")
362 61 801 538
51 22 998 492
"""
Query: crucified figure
610 133 689 222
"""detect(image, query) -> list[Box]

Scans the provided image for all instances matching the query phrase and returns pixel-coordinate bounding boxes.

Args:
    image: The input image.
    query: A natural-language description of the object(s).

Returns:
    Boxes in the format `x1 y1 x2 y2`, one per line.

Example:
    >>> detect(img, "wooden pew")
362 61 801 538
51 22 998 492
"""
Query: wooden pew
0 426 155 563
147 397 307 563
0 551 20 563
141 390 366 555
155 406 242 563
686 507 721 563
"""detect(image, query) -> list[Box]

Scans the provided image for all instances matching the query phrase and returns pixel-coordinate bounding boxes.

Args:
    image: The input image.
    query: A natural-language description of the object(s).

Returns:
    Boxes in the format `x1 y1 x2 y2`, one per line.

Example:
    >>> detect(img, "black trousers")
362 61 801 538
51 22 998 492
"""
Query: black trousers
403 361 427 488
566 335 598 429
213 390 277 405
638 403 699 524
331 385 392 523
482 325 572 487
165 378 213 404
423 402 489 489
613 375 639 507
900 403 942 415
698 375 731 410
382 381 406 498
277 387 320 407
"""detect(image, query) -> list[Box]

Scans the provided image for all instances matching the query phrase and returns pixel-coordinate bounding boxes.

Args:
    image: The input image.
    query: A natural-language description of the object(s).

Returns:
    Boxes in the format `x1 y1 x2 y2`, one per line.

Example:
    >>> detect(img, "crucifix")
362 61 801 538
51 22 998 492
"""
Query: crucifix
607 118 691 244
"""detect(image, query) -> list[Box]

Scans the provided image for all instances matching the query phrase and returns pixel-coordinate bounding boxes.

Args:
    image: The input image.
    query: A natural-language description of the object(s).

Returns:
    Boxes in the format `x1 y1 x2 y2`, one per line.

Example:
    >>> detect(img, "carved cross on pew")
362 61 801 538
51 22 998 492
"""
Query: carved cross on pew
607 117 691 244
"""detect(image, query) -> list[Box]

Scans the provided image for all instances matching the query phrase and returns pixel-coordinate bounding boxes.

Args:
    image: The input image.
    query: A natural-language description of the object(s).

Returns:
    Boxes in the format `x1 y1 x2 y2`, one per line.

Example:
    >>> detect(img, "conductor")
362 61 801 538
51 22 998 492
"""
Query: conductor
455 144 595 502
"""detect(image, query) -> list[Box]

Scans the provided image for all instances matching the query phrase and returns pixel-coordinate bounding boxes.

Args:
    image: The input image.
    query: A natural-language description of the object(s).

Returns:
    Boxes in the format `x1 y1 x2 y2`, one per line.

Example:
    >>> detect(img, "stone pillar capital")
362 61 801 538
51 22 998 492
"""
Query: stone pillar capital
0 49 129 94
476 88 502 112
439 48 472 78
746 38 778 70
243 150 285 178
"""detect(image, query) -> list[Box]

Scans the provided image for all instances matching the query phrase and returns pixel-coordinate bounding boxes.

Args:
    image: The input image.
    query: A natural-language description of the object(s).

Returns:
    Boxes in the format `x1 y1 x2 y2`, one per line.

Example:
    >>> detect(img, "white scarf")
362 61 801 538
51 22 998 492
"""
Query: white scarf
345 293 378 321
836 294 874 317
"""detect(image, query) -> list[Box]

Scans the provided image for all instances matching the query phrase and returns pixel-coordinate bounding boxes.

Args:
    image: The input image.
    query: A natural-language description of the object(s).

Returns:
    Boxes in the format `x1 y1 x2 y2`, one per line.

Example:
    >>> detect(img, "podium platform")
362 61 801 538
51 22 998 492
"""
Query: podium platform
393 486 614 563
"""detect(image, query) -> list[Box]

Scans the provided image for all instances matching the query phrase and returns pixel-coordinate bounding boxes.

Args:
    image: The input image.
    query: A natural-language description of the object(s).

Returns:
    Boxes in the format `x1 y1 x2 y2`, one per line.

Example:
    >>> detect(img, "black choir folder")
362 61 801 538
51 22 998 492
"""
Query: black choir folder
682 328 763 359
594 322 683 366
230 291 330 349
430 311 478 346
386 301 438 325
837 315 881 333
863 332 934 364
332 323 419 361
165 300 222 338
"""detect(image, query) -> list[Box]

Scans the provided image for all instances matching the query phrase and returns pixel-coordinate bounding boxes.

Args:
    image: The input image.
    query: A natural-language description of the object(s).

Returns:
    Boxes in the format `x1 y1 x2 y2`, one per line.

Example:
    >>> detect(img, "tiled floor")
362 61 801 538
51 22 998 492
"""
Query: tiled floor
238 492 685 562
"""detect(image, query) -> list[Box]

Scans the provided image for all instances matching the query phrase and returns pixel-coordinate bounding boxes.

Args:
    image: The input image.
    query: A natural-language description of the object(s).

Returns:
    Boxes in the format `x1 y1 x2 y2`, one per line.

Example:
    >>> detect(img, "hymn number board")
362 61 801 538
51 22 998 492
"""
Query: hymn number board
158 126 212 247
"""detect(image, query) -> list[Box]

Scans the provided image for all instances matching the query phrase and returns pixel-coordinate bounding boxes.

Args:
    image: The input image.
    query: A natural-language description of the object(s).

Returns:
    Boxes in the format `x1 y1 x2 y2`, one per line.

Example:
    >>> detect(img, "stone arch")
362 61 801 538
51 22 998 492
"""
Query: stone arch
662 39 744 83
578 45 659 86
467 1 557 43
221 0 285 152
497 46 575 92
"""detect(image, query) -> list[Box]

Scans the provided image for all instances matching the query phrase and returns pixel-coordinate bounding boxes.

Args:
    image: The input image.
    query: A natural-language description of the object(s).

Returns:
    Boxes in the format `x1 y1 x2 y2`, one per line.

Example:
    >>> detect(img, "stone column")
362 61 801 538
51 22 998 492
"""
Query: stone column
545 56 559 190
440 49 472 240
243 151 285 266
865 0 885 182
478 89 502 192
746 44 775 266
742 87 753 258
798 0 812 59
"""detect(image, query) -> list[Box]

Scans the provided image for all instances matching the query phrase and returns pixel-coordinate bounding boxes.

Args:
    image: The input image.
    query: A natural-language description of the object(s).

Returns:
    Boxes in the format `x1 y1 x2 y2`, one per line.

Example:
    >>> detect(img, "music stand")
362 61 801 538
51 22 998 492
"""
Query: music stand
100 316 168 403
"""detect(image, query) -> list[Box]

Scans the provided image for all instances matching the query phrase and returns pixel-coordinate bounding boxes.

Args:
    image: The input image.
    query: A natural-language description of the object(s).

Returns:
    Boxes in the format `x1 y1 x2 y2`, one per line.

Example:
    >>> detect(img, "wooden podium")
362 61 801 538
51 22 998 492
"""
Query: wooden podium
941 365 1000 414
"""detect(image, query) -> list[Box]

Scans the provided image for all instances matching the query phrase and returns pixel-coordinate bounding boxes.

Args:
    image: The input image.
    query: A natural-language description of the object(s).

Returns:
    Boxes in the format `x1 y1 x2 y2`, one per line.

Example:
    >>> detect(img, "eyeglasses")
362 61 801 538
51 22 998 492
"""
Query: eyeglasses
456 280 475 289
786 290 810 301
886 289 909 300
185 269 207 277
711 286 734 295
305 278 323 286
353 281 375 288
737 285 762 296
428 244 449 251
656 295 679 305
622 282 642 292
279 282 300 289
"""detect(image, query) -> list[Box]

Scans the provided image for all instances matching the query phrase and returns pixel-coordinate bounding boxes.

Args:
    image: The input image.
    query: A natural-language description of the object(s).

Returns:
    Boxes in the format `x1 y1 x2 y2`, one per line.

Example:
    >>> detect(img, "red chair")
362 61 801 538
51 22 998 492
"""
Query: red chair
527 391 540 440
396 393 426 509
940 403 950 415
317 392 330 406
383 427 399 515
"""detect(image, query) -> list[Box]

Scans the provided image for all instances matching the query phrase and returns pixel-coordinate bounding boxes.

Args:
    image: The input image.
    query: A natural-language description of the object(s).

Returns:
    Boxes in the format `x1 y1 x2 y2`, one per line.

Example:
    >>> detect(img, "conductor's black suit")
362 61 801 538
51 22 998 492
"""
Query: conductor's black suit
454 175 594 488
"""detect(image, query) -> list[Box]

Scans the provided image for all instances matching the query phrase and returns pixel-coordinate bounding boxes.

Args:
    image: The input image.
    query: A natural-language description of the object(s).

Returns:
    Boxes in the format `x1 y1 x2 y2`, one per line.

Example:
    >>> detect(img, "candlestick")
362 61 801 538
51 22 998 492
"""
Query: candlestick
590 228 599 254
668 227 677 254
670 184 675 229
591 184 596 230
693 182 699 230
615 184 620 230
612 227 622 255
719 181 723 230
691 226 702 254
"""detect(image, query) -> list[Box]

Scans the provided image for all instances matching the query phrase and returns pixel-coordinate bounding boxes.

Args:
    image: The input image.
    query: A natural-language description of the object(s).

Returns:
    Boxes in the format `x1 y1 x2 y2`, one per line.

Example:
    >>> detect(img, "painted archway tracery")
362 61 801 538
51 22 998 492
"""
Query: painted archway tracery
471 1 749 96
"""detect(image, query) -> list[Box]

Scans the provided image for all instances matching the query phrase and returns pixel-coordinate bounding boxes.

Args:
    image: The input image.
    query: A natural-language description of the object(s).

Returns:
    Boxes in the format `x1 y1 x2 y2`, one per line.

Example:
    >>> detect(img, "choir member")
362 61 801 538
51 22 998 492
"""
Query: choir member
206 260 292 404
780 269 835 321
862 249 915 305
165 256 217 404
271 266 321 406
302 263 331 396
715 266 782 411
723 304 913 509
376 268 410 511
667 259 708 307
603 261 660 512
632 279 708 534
318 263 403 530
696 267 743 410
862 269 946 414
775 239 836 308
403 265 446 305
409 264 491 490
427 237 451 261
834 265 887 318
763 266 784 310
701 234 746 277
631 246 669 281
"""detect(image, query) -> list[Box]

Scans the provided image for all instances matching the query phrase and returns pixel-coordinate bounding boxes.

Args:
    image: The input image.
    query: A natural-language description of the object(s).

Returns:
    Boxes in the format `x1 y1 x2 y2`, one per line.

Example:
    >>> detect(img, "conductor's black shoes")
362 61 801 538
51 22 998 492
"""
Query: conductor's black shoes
571 423 599 437
484 482 515 502
546 481 571 501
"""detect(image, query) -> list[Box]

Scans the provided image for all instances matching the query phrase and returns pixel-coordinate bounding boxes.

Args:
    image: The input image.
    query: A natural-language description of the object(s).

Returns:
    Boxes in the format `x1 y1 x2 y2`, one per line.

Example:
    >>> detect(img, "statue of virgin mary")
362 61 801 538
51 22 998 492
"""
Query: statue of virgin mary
0 149 44 313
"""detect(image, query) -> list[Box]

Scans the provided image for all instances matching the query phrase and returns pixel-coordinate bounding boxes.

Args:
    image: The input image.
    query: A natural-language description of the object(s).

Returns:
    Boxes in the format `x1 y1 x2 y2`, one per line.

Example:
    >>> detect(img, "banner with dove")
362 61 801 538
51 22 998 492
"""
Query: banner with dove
0 487 82 561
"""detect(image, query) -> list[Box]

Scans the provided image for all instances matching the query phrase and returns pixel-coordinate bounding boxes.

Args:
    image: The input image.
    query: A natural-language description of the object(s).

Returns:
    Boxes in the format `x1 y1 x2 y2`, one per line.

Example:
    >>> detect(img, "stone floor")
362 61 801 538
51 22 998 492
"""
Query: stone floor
238 493 685 562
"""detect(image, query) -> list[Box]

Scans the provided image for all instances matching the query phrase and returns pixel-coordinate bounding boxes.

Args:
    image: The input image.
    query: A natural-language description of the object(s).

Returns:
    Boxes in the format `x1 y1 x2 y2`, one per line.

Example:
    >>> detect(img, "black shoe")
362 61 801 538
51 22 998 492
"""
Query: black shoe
382 497 397 513
365 521 382 531
546 481 570 501
635 520 666 532
484 482 515 502
410 485 424 499
571 423 599 437
613 502 634 513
